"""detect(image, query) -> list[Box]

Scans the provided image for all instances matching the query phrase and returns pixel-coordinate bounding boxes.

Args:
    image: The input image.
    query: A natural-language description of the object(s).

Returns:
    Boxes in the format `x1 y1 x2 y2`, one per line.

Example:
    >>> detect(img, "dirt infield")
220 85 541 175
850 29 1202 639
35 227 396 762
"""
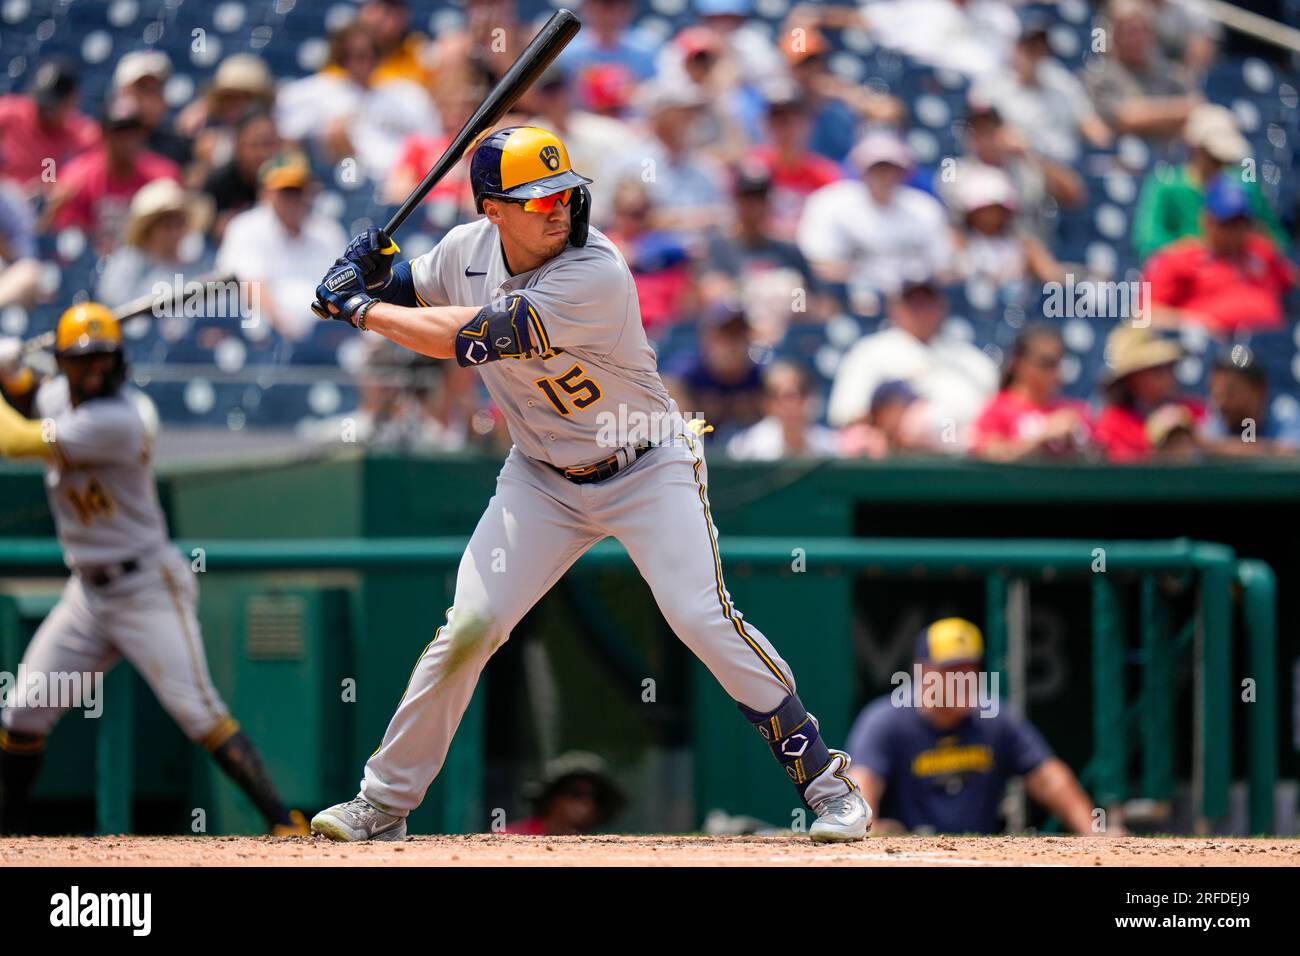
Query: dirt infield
2 834 1296 866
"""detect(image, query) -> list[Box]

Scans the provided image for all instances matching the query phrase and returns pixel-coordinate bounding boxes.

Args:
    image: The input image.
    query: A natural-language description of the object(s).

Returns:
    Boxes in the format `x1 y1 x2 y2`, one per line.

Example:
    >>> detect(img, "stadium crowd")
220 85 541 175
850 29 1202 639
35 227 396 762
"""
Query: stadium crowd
1 0 1297 462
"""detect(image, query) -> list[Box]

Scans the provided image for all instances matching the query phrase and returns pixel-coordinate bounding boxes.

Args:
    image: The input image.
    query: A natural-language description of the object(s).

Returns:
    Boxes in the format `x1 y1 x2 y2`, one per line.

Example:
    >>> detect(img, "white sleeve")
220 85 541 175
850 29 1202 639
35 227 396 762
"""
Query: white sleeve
827 340 886 427
409 241 451 308
797 186 854 266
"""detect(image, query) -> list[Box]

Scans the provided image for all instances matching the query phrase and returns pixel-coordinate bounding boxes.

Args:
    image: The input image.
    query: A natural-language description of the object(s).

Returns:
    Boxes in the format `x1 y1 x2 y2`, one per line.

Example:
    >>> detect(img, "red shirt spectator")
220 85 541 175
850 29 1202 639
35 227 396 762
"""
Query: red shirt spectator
747 89 842 240
1094 324 1204 462
0 94 99 192
1145 174 1296 336
1094 399 1205 463
972 326 1091 461
50 145 180 237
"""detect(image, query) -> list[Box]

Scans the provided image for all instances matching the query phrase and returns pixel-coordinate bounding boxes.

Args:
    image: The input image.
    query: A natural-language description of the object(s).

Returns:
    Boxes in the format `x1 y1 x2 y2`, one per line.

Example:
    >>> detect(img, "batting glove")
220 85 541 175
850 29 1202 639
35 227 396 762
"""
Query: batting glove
342 227 399 290
316 261 379 330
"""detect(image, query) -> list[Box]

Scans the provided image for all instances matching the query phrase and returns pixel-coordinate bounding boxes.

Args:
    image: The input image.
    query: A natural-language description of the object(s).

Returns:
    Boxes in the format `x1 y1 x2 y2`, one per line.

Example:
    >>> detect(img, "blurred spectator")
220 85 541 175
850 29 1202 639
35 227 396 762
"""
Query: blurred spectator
0 180 40 307
604 179 696 338
1132 105 1284 261
386 88 479 220
860 0 1020 78
1094 324 1204 463
1201 346 1300 456
112 51 191 168
428 0 529 99
177 54 275 181
1084 0 1199 141
629 82 729 234
698 163 822 346
504 751 626 836
827 276 997 448
845 618 1103 835
675 0 786 90
662 302 765 437
1145 174 1295 335
1148 0 1220 79
970 17 1111 166
577 62 638 119
560 0 661 82
840 379 943 458
277 26 441 182
725 361 840 460
746 82 842 241
670 26 753 163
798 131 953 293
96 178 212 307
778 25 905 164
940 101 1085 240
525 65 636 229
0 58 99 193
44 94 182 252
355 0 432 87
951 167 1064 286
971 325 1092 461
202 109 280 243
215 151 347 341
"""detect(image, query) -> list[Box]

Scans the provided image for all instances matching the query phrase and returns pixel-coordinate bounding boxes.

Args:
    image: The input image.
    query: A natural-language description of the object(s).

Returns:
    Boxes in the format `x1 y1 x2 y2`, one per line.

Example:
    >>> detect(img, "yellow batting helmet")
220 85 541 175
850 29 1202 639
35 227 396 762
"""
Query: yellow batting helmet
56 303 122 357
470 126 592 213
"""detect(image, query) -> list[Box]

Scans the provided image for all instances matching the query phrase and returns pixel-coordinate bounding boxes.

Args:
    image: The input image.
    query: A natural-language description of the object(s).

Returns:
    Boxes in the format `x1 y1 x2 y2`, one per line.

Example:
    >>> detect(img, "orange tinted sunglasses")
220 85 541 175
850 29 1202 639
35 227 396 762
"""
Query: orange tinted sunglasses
518 188 575 214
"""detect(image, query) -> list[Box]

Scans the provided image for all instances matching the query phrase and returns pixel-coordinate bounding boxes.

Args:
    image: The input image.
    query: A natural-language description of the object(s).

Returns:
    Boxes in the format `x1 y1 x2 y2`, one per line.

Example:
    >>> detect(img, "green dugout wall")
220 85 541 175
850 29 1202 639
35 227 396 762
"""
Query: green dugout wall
1 454 1296 834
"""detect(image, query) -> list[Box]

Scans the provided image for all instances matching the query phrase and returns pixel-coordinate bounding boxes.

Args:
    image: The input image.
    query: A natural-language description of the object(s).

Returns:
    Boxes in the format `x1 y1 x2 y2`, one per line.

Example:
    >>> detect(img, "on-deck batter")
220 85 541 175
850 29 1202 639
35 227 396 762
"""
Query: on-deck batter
310 127 871 842
0 305 308 836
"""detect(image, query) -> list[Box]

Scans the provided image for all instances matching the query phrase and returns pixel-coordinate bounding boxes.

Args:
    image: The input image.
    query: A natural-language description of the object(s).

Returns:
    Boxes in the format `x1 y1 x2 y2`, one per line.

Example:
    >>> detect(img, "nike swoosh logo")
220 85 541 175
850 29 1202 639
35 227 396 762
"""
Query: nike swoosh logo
465 268 487 277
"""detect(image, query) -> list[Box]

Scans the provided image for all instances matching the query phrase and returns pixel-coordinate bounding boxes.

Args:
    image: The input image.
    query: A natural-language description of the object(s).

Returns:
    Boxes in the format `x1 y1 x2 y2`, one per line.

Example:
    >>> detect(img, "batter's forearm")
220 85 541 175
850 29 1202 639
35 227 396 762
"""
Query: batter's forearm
363 302 480 361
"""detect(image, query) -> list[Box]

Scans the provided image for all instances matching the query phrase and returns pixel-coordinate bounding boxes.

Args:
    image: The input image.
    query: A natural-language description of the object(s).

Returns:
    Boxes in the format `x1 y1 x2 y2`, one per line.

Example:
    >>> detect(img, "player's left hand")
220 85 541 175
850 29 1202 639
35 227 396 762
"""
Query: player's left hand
315 261 377 329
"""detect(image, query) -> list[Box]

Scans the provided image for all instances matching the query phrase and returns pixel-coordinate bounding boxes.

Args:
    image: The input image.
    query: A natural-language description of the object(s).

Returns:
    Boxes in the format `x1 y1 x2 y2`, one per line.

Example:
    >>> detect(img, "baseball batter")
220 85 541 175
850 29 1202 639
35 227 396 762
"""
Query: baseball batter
311 127 871 842
0 305 308 836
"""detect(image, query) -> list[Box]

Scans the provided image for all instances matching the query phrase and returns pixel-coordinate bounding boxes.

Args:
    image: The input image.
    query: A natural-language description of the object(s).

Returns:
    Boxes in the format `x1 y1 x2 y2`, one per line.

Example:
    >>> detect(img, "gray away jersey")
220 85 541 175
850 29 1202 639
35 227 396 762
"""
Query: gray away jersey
410 220 684 467
35 377 169 569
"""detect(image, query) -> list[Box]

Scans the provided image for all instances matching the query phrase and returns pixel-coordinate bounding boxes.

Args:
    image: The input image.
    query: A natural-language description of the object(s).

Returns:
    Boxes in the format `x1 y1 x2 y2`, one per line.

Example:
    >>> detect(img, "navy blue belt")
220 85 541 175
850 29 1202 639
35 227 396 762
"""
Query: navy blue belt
552 443 652 484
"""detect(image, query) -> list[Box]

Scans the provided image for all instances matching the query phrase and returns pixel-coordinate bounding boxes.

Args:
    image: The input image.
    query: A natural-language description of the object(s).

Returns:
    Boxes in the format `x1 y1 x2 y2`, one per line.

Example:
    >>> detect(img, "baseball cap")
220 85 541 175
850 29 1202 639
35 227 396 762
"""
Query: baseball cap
733 160 772 195
676 26 721 58
1184 104 1249 164
781 27 829 65
102 94 146 132
30 57 78 109
761 79 804 112
850 130 912 172
701 301 750 331
113 50 172 90
579 63 635 112
957 166 1018 214
212 53 273 97
1204 173 1251 221
914 618 985 666
259 151 313 191
638 79 707 114
1211 344 1267 386
869 378 919 413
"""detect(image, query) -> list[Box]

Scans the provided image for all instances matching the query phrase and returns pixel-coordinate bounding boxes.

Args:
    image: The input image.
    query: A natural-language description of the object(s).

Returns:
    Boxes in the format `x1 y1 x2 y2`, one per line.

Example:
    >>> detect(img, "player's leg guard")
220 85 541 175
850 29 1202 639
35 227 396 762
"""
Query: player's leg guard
737 694 853 808
0 729 46 835
204 721 299 832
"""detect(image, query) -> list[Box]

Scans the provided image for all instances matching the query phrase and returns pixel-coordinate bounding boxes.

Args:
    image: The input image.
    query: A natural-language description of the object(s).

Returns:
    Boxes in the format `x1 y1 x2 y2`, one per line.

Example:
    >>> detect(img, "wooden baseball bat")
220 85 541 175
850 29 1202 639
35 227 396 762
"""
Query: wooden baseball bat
20 272 240 355
310 7 582 320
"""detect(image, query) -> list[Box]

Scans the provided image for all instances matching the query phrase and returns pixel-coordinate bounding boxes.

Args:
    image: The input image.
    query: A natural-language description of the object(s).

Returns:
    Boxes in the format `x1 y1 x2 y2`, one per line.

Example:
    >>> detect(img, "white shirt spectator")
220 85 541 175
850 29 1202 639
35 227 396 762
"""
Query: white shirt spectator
971 61 1094 164
276 73 441 181
216 203 347 341
726 416 842 460
827 324 998 441
864 0 1020 78
797 179 954 295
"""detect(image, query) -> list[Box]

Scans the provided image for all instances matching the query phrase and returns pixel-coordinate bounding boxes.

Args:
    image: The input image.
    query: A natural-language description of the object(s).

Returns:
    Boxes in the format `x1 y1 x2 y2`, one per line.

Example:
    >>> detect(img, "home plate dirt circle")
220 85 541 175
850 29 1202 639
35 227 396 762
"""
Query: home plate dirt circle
3 834 1297 866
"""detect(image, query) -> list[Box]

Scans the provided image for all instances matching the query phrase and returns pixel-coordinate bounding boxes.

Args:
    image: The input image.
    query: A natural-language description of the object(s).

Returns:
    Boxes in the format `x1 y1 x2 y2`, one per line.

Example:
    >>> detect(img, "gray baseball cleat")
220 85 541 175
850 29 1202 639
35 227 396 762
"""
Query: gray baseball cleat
311 795 408 842
809 789 872 843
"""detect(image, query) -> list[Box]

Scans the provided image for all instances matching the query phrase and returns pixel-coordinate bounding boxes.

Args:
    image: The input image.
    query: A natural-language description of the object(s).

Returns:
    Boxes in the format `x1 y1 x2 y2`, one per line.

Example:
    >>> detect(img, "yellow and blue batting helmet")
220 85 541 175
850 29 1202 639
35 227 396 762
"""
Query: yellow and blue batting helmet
469 126 592 213
56 302 122 358
914 618 985 665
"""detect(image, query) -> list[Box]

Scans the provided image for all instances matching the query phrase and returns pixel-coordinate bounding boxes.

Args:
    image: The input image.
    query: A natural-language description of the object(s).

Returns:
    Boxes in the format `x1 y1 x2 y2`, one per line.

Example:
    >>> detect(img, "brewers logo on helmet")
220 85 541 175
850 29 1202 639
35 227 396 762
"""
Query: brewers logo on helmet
470 126 593 213
56 303 122 357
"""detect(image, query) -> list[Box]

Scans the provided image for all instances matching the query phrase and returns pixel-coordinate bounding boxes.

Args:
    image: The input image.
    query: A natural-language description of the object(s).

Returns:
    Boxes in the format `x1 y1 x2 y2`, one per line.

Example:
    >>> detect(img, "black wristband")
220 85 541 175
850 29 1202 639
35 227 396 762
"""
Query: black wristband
355 298 378 332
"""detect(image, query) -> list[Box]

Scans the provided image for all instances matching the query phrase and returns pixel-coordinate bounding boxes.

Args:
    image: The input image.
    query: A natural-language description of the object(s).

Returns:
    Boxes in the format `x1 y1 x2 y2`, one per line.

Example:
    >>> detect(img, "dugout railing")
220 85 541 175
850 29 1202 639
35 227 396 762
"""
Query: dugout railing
0 537 1279 835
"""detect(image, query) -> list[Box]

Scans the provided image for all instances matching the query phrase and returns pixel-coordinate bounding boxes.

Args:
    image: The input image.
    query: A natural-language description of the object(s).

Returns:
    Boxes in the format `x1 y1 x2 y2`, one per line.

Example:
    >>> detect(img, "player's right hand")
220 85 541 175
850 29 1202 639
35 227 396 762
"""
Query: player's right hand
0 336 22 370
341 228 399 290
